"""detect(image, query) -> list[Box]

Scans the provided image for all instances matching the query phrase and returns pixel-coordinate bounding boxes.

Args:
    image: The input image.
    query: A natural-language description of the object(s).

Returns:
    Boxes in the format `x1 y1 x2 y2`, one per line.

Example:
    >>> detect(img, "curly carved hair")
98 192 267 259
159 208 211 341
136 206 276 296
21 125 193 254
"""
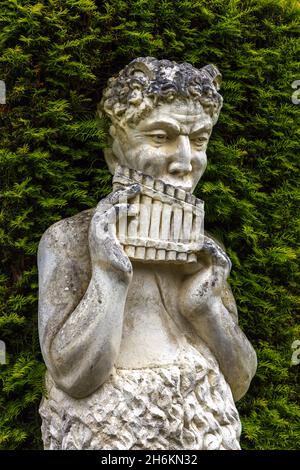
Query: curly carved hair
99 57 223 129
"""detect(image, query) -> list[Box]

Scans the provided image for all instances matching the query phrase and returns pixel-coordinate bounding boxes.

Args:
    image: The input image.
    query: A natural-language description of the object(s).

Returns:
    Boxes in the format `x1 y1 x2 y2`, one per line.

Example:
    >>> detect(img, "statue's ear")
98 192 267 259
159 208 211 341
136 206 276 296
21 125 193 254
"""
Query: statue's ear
127 57 156 80
201 64 222 91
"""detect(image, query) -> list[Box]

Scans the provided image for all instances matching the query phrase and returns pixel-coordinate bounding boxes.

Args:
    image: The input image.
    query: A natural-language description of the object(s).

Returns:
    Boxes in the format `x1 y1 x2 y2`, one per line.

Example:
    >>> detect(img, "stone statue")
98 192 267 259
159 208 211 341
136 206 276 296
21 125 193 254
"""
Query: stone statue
38 57 257 450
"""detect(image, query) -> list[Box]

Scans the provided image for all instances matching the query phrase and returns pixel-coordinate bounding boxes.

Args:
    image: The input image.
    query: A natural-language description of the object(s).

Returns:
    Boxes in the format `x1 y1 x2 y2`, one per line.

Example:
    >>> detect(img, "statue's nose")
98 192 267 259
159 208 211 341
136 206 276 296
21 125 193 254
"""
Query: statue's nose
168 135 193 176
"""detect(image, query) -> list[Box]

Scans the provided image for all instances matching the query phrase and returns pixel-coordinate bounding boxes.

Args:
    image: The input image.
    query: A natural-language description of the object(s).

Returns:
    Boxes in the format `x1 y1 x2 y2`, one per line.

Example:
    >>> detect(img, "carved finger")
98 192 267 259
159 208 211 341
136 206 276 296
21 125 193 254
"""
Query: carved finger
91 204 139 265
95 184 141 215
89 204 134 274
104 203 138 226
91 203 137 229
201 236 232 272
101 236 133 274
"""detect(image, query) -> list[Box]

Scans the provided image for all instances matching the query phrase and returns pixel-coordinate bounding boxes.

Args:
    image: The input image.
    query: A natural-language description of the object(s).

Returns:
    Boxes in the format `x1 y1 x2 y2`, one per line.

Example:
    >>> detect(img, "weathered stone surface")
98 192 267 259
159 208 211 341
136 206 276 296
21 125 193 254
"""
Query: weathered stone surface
38 57 257 450
40 344 241 450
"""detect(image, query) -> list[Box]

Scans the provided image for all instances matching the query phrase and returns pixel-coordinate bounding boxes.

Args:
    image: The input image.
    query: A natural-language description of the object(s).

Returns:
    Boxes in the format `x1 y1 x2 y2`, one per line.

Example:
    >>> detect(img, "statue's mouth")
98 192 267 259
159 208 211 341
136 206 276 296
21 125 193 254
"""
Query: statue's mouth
164 182 193 192
112 165 204 264
144 174 194 193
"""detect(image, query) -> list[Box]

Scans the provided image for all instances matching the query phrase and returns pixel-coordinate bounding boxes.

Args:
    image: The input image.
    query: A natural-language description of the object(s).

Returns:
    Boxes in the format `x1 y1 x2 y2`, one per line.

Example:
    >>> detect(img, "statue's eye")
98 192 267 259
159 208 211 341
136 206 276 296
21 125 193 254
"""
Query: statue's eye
150 133 168 144
191 137 207 147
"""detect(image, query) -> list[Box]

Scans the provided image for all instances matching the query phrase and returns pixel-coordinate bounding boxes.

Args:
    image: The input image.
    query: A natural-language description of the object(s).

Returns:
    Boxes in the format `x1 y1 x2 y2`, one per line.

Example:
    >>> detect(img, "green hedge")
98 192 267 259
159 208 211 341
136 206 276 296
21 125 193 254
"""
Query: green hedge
0 0 299 450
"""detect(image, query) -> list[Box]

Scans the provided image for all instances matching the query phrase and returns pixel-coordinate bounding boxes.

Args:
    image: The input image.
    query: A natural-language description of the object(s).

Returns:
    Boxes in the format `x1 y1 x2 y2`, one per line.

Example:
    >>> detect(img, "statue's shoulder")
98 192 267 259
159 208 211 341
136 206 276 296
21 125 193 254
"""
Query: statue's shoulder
38 209 95 325
39 208 95 260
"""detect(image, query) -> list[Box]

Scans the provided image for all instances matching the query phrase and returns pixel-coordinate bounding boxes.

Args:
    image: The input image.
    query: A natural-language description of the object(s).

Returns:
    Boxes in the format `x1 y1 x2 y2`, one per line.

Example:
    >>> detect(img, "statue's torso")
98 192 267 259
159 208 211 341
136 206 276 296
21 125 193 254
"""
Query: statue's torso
48 209 206 369
117 263 194 369
39 209 241 450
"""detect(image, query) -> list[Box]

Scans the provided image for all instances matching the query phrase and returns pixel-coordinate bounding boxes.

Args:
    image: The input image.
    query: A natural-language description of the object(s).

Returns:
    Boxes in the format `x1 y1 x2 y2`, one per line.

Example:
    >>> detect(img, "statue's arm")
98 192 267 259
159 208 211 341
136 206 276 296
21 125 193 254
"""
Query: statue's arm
179 237 257 402
38 185 140 399
38 235 129 399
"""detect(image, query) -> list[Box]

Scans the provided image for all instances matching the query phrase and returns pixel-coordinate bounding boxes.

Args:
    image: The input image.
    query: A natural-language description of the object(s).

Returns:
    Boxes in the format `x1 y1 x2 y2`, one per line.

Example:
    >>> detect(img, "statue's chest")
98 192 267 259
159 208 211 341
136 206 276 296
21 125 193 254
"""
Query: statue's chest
116 265 187 368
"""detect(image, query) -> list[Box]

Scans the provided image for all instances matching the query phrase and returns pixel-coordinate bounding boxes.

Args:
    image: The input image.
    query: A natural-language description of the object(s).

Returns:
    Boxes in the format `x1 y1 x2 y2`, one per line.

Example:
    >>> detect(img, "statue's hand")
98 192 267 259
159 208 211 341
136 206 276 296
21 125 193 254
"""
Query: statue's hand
89 184 141 278
179 235 232 318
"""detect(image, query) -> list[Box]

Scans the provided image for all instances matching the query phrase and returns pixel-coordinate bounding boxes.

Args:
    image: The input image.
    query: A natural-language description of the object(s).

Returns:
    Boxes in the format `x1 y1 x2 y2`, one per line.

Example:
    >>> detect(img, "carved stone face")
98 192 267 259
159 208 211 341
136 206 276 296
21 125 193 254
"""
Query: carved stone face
109 98 213 192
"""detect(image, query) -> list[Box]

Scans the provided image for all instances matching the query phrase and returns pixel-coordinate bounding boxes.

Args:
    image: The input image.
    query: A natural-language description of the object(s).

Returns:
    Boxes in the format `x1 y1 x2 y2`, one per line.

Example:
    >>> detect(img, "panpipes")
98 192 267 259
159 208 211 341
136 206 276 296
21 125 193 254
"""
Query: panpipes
112 165 204 263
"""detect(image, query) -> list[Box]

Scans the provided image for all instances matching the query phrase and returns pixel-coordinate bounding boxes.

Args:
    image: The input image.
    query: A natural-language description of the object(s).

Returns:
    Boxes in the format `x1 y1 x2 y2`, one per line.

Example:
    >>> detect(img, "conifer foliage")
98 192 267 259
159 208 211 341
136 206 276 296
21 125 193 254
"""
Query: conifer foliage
0 0 299 450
